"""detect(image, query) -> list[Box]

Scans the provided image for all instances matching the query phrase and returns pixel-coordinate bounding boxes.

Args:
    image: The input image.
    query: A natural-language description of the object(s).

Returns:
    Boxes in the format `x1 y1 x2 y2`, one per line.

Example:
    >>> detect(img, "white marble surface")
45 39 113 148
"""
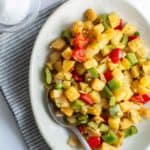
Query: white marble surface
0 0 150 150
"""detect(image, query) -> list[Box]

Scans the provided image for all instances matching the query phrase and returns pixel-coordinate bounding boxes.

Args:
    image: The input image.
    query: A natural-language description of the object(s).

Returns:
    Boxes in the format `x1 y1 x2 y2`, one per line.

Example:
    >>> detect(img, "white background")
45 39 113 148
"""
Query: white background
0 0 150 150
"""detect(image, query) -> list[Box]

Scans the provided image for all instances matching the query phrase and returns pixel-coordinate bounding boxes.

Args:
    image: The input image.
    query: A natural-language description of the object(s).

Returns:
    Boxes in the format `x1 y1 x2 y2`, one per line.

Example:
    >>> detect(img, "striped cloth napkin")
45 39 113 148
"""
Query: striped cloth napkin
0 1 66 149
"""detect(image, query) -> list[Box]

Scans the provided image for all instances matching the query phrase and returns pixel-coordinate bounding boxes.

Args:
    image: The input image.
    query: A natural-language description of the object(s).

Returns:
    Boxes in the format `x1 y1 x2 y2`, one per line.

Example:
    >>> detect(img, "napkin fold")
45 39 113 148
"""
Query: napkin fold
0 1 66 149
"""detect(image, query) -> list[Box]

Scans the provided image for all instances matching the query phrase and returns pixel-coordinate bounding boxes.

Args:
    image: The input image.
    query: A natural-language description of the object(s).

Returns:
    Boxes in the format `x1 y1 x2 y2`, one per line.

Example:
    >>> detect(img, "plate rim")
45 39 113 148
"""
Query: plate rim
29 0 150 149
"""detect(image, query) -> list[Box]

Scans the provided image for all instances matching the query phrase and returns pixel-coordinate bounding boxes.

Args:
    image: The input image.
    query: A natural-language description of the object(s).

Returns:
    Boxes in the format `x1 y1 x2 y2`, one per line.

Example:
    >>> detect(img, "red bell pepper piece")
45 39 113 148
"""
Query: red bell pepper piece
72 49 86 63
104 70 113 82
142 94 150 104
73 33 89 49
130 94 150 104
130 94 144 104
87 136 102 148
72 71 83 82
115 19 123 30
128 35 138 41
80 93 94 105
78 125 85 134
109 48 123 63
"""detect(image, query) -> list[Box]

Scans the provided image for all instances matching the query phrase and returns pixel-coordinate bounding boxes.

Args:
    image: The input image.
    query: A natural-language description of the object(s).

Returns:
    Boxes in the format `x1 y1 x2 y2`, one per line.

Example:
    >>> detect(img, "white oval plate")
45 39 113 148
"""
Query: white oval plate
29 0 150 149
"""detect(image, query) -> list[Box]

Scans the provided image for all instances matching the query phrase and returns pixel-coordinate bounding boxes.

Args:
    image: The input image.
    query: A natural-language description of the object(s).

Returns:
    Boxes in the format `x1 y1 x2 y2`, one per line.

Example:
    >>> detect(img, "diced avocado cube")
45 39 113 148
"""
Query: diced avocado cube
88 67 99 78
44 67 52 84
103 86 113 98
126 53 138 65
102 131 118 144
99 123 109 132
100 14 111 30
109 105 122 117
71 100 85 110
108 79 120 91
109 97 116 106
124 125 138 138
88 121 98 130
77 115 89 125
61 29 72 43
121 34 128 47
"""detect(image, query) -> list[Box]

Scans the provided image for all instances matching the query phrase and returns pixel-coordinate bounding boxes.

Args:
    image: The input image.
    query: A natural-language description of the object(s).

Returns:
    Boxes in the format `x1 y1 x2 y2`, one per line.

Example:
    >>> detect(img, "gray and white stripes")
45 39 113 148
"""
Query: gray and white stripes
0 3 64 150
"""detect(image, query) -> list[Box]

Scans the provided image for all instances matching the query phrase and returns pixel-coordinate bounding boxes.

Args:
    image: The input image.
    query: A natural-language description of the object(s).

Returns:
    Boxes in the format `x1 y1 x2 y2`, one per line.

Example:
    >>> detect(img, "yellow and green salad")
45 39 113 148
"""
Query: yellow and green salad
44 8 150 150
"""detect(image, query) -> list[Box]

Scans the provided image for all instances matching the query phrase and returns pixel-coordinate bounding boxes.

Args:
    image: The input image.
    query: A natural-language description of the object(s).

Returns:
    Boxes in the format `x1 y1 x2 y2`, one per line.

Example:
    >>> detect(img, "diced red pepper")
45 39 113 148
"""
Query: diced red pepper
128 35 138 41
104 70 113 82
78 125 85 134
87 136 102 148
72 71 83 82
72 49 86 63
73 33 89 49
109 48 123 63
130 94 150 104
80 93 94 105
115 19 123 30
142 94 150 104
130 94 144 104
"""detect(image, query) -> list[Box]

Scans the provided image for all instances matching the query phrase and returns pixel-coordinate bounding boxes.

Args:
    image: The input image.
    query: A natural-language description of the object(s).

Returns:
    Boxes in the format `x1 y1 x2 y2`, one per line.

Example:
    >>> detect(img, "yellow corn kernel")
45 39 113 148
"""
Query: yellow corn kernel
111 30 123 46
112 68 124 82
65 87 80 102
137 85 149 95
120 118 133 130
121 58 131 70
63 72 72 80
131 65 140 78
124 71 132 85
50 38 66 51
89 91 101 103
91 78 105 91
130 110 141 123
87 105 102 116
63 81 71 89
100 142 117 150
120 101 139 113
122 23 137 36
124 87 134 101
84 58 98 69
140 75 150 87
108 12 120 28
114 88 126 102
138 107 150 119
50 90 62 99
85 43 101 59
79 82 91 93
55 72 64 80
131 80 139 93
61 47 72 60
128 38 143 52
71 21 83 36
54 95 70 108
61 107 74 117
142 61 150 74
84 8 97 21
108 117 120 130
114 131 124 147
91 24 104 40
62 60 75 72
108 63 118 72
104 28 115 40
98 34 110 49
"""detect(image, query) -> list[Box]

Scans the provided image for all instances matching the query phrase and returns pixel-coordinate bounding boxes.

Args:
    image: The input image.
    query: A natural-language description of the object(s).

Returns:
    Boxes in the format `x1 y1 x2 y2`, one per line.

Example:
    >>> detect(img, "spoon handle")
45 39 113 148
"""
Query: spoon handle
71 127 91 150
